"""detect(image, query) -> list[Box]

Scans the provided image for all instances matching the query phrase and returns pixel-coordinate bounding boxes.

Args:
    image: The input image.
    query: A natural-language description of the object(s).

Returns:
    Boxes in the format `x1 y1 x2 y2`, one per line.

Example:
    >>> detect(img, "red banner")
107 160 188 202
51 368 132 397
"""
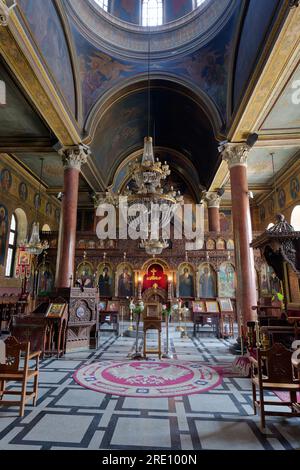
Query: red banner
143 264 168 292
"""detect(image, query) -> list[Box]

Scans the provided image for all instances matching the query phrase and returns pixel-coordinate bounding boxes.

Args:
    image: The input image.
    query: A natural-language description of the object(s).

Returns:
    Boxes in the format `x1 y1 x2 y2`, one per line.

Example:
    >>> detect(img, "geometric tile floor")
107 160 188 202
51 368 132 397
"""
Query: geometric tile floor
0 329 299 450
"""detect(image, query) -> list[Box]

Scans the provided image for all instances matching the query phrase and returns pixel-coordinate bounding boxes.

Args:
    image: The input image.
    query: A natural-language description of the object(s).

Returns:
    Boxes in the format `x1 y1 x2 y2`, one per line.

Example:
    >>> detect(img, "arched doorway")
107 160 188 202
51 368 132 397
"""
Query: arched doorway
291 205 300 230
142 287 167 303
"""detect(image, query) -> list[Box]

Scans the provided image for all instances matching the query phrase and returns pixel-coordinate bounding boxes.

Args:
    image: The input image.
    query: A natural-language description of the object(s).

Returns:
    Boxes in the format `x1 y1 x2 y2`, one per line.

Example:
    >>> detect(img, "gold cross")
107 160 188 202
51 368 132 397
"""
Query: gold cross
151 268 157 276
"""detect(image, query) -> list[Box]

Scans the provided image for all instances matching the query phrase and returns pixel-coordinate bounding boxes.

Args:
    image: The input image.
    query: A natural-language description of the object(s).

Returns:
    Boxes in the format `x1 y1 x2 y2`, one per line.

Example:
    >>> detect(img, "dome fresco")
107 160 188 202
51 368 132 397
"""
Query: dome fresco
92 0 207 26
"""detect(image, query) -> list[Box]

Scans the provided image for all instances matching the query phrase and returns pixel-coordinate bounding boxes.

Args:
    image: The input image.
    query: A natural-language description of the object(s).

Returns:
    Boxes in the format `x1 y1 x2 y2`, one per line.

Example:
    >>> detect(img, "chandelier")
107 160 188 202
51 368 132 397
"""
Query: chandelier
20 158 49 256
123 26 183 256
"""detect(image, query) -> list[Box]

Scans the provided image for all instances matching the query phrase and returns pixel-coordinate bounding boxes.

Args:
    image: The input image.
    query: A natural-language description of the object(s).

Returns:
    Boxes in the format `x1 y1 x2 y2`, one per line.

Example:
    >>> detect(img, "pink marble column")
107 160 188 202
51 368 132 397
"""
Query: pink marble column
222 143 257 329
56 146 89 288
204 192 222 232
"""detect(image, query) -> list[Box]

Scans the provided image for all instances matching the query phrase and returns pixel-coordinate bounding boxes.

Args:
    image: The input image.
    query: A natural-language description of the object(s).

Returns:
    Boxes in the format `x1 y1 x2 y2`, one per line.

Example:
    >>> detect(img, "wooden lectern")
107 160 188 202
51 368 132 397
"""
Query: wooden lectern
143 303 162 359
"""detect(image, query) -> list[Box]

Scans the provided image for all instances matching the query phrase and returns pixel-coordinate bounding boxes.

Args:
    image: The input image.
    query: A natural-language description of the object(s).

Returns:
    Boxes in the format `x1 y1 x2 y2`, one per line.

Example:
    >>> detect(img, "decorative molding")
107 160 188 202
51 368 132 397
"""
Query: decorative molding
0 1 16 27
221 143 250 169
203 191 222 209
59 145 90 171
65 0 235 59
228 4 300 141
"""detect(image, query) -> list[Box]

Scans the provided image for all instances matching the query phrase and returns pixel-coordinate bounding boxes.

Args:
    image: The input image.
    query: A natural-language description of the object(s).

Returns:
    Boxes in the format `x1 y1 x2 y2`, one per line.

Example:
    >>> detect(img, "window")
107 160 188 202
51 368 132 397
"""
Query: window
142 0 163 26
5 214 17 278
94 0 109 12
291 205 300 231
195 0 206 7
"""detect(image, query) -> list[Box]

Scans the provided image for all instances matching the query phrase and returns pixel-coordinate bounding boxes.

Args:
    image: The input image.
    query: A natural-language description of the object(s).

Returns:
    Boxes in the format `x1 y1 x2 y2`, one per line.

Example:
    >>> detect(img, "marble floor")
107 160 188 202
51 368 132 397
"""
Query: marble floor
0 328 299 451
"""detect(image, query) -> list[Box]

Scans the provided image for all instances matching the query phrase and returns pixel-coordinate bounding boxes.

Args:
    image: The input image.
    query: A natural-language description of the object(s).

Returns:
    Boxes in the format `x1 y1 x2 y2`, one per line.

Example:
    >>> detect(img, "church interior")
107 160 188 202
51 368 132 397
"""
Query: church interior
0 0 300 453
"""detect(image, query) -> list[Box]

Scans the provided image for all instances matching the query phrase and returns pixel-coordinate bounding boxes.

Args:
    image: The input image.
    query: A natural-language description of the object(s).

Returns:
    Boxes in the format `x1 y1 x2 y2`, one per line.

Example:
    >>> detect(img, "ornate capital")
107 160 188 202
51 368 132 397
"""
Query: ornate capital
0 1 16 27
59 145 90 171
203 191 222 209
289 0 299 8
221 143 250 169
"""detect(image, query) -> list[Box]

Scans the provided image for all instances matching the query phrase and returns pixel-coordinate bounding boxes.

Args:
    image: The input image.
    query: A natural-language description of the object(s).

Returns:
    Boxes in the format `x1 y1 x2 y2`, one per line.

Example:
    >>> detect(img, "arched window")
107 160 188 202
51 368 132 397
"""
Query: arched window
142 0 163 26
5 214 17 278
195 0 206 7
291 205 300 230
94 0 109 12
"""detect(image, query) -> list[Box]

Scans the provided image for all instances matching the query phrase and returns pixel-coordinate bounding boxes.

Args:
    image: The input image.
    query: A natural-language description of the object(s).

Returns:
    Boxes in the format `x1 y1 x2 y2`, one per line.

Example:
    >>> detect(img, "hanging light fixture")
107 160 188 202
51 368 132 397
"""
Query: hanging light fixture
20 158 49 256
124 22 183 256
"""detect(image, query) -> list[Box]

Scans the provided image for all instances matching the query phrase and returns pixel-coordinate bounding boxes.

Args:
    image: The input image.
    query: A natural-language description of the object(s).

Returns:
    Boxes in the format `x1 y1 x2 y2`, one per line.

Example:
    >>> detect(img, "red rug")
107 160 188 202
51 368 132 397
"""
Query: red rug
73 360 223 398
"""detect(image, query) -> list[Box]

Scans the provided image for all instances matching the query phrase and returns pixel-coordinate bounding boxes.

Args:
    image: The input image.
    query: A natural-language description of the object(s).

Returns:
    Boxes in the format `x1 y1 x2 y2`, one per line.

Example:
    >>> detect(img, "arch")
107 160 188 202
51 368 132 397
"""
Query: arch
197 262 217 299
5 213 18 278
142 258 170 273
14 208 28 245
291 205 300 230
227 239 234 250
85 77 224 141
206 239 216 250
142 287 167 304
216 238 226 250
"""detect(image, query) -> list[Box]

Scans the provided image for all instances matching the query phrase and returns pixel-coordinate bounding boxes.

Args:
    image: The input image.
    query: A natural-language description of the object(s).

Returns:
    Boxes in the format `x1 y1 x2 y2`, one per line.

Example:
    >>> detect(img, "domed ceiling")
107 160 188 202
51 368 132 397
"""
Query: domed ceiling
91 0 206 26
6 0 287 200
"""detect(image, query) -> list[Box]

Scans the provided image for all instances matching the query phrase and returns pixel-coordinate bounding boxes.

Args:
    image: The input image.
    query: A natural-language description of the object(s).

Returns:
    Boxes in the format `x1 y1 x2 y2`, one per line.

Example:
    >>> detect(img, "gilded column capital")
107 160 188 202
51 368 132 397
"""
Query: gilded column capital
203 191 222 209
221 143 250 169
59 145 90 171
0 1 16 27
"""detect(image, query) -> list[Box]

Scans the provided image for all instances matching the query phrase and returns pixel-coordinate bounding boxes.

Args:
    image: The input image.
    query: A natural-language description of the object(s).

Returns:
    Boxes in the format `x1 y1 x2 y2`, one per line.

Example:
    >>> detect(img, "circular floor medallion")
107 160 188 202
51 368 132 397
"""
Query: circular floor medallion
73 361 222 398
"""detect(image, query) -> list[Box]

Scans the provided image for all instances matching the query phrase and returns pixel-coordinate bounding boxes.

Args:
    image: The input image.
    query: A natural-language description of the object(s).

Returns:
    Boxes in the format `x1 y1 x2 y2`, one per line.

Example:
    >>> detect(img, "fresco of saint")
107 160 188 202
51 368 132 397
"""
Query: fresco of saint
179 265 195 298
199 264 217 299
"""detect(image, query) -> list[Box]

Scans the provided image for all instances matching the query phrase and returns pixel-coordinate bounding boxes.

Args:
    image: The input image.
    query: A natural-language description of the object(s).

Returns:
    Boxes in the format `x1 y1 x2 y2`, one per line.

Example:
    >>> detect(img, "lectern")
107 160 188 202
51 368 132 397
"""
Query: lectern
143 303 162 359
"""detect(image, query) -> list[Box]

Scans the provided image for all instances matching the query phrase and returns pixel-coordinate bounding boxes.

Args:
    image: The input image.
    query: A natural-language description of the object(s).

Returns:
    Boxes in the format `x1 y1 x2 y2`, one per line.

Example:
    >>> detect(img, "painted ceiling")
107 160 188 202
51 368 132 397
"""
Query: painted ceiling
247 147 300 185
260 61 300 133
90 85 218 188
0 58 51 140
15 152 90 190
72 6 238 124
18 0 76 115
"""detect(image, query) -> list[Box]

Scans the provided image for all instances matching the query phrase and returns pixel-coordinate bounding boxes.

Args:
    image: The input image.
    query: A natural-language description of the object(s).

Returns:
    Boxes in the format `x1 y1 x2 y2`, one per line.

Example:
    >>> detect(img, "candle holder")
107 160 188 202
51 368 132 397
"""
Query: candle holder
162 310 173 359
120 305 124 337
128 306 134 332
176 308 184 332
181 307 189 339
130 302 144 360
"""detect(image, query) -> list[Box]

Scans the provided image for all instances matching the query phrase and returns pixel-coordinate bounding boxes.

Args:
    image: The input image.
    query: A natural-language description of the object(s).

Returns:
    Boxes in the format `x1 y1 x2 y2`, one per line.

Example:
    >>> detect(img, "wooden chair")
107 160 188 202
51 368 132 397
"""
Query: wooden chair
251 343 300 429
0 336 41 417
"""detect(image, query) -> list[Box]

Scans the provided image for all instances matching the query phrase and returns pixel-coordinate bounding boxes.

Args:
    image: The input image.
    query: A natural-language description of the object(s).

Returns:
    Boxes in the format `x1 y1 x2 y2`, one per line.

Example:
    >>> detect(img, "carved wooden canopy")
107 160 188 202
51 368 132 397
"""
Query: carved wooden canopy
251 215 300 280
